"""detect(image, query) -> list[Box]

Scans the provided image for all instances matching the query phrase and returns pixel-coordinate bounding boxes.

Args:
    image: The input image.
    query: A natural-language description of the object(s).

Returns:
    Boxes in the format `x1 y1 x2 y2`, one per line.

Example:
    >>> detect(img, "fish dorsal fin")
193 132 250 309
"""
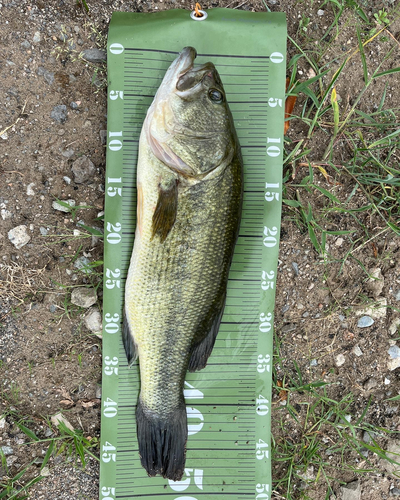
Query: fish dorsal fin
151 179 178 243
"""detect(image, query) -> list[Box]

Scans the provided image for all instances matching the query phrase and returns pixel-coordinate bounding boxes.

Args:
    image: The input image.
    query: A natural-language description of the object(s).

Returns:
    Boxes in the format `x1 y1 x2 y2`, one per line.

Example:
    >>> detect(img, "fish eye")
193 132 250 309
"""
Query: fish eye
208 89 224 103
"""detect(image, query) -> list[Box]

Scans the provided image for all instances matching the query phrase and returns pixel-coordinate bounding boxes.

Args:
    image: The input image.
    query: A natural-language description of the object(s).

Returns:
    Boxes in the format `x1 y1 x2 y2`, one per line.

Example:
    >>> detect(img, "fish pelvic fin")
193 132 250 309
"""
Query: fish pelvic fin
188 294 226 372
122 308 138 366
151 178 178 243
136 398 187 481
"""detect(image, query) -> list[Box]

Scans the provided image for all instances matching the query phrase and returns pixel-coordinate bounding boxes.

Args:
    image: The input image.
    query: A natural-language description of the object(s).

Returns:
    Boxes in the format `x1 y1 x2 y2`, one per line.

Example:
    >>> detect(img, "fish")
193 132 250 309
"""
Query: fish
123 46 243 481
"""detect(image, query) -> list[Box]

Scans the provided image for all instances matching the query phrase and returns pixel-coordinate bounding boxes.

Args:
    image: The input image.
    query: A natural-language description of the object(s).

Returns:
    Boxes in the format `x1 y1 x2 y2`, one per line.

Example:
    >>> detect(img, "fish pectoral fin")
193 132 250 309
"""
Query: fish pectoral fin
122 308 138 366
151 179 178 243
188 294 226 372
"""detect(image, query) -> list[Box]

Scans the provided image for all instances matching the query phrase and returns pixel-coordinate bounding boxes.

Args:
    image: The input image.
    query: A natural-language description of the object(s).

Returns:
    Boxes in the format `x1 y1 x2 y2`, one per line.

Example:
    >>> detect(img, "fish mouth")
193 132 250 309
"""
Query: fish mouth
159 47 197 93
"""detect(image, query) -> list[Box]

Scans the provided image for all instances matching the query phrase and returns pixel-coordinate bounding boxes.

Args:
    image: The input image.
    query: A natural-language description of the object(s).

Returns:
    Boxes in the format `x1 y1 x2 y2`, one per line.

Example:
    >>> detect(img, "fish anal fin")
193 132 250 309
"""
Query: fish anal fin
151 179 178 243
122 308 138 366
136 398 187 481
188 295 226 372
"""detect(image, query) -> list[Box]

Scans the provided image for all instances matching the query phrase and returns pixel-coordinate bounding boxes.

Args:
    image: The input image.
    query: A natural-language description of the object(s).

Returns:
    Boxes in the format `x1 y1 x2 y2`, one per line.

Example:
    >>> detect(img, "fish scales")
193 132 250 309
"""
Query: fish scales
123 46 243 481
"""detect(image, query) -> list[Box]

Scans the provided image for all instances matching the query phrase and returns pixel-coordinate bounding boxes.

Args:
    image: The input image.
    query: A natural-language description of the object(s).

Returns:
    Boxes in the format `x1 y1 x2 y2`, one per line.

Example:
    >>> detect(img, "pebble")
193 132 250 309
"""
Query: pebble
63 176 72 185
61 148 75 158
341 480 361 500
381 440 400 474
49 304 57 313
388 345 400 359
100 129 107 145
8 225 31 249
317 9 325 15
20 40 31 50
95 385 102 399
33 31 41 43
71 288 97 308
292 262 299 276
310 359 318 367
1 132 8 140
0 417 5 429
84 306 102 335
389 318 400 336
1 207 12 220
366 267 384 298
26 183 35 196
51 412 74 432
37 66 55 85
1 446 14 455
50 104 68 124
363 430 377 443
388 357 400 371
40 466 50 477
335 237 344 247
74 256 92 273
395 290 400 301
52 199 76 212
70 101 79 110
357 316 374 328
391 487 400 496
81 48 107 63
353 345 363 357
72 155 96 183
335 353 346 367
363 377 378 391
356 297 387 319
39 227 48 236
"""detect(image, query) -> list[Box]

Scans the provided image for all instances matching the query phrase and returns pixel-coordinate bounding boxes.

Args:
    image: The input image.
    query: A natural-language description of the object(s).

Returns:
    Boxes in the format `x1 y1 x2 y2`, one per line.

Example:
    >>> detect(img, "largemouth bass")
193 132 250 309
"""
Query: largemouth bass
123 46 243 481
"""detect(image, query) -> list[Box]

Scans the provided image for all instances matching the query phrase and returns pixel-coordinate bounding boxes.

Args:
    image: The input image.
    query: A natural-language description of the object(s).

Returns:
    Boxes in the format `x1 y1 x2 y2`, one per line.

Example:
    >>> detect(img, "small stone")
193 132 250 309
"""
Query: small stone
44 427 54 437
388 358 400 371
8 225 30 249
81 48 107 63
26 183 35 196
335 353 346 367
51 412 74 432
49 304 57 313
0 417 5 429
391 487 400 496
381 440 400 475
1 208 12 220
389 318 400 336
52 199 75 212
61 148 75 158
341 480 361 500
363 430 376 443
70 101 78 110
95 385 102 399
84 306 102 335
385 377 390 385
72 155 96 183
357 316 374 328
310 359 318 367
50 105 68 124
37 67 55 85
63 176 72 185
292 262 299 276
20 40 31 50
40 466 50 477
353 345 363 357
1 132 8 140
282 323 296 333
39 227 48 236
100 129 107 145
59 32 68 43
388 345 400 359
1 446 14 456
74 256 92 273
297 465 315 481
317 9 325 15
366 268 384 298
71 288 97 308
363 377 378 391
335 237 344 247
395 290 400 301
356 298 387 319
33 31 41 43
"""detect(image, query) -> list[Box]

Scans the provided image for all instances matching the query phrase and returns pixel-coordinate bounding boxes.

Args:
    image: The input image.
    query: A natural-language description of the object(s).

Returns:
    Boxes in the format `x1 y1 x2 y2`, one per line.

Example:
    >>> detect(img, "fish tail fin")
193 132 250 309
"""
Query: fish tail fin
122 308 137 366
136 398 187 481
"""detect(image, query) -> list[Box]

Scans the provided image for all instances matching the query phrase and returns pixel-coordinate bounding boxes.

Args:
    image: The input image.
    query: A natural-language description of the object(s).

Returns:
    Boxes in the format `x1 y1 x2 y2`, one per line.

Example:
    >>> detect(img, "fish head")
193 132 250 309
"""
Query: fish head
145 47 238 180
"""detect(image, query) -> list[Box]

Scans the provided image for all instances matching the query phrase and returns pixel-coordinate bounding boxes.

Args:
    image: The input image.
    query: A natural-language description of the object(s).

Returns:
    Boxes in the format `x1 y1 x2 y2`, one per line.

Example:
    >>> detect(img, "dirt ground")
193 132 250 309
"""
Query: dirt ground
1 0 400 499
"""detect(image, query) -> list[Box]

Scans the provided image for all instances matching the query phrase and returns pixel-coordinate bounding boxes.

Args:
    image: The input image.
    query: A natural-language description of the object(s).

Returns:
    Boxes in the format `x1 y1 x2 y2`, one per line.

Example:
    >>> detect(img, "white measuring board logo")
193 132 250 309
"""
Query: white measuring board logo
101 32 285 500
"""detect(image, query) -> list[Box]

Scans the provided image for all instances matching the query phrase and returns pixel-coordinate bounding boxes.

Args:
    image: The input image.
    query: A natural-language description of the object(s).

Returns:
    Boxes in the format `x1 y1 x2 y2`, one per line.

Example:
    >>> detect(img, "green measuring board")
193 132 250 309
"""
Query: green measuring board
101 9 286 500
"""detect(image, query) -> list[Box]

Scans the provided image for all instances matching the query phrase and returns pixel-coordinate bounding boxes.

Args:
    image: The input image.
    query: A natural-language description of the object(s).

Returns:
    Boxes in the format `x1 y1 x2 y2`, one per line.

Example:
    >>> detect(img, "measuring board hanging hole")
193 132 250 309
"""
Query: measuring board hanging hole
122 308 138 366
136 398 187 481
190 3 207 21
188 293 226 371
